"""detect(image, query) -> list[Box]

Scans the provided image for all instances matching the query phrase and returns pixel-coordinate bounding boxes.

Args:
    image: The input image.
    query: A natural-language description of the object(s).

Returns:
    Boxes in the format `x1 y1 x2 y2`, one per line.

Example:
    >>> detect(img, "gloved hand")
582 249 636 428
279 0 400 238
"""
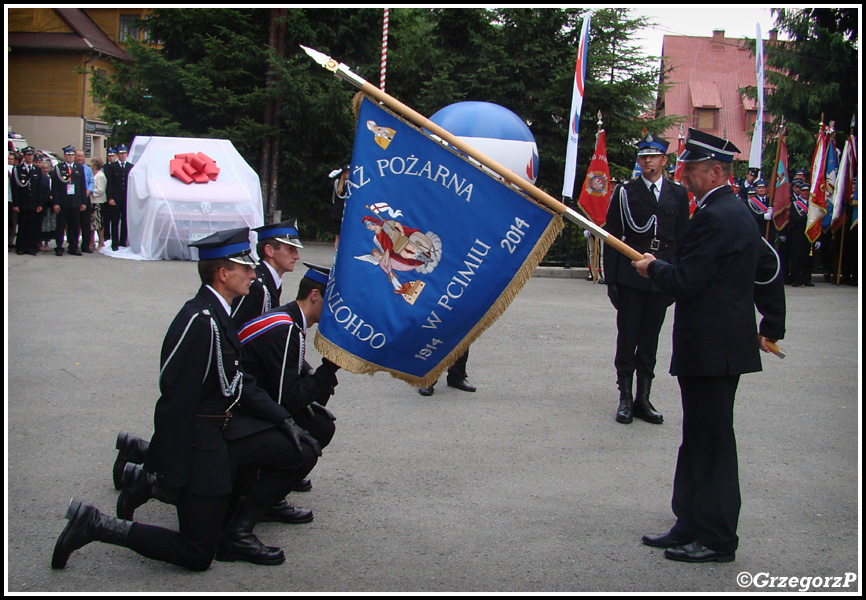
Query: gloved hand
317 358 341 376
607 284 619 310
278 418 322 457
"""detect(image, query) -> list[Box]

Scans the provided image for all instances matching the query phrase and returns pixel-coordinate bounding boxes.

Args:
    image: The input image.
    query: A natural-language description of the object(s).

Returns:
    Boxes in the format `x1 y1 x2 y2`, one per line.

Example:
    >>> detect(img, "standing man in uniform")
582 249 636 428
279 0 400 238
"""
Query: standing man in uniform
50 145 88 256
633 128 786 563
744 179 774 242
52 227 322 571
74 149 95 253
603 133 690 425
786 181 814 287
10 147 47 256
105 143 133 250
231 218 303 329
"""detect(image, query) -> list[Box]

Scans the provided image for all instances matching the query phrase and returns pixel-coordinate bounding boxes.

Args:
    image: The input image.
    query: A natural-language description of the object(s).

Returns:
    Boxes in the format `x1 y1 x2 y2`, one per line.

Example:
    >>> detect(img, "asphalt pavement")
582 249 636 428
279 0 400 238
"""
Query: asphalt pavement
5 242 861 594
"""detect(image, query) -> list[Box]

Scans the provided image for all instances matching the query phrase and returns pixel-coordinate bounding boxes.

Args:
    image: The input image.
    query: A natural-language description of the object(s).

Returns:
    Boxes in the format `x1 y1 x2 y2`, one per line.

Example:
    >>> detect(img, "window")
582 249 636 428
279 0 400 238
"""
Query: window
695 108 718 130
119 14 141 42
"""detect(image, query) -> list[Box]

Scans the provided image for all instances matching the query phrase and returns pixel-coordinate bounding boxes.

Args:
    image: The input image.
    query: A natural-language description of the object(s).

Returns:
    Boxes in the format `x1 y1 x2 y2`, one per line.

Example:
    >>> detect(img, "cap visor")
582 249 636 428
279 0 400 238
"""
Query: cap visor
274 235 303 249
229 254 258 266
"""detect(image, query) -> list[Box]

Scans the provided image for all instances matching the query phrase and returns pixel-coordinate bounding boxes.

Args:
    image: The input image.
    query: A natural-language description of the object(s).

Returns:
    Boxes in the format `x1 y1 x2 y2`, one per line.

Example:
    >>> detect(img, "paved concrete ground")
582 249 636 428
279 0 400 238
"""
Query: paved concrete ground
5 242 861 593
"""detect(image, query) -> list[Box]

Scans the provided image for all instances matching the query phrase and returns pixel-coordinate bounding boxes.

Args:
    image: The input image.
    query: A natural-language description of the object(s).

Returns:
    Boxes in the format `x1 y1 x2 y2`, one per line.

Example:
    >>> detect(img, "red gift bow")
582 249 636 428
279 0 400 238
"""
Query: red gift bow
170 152 221 184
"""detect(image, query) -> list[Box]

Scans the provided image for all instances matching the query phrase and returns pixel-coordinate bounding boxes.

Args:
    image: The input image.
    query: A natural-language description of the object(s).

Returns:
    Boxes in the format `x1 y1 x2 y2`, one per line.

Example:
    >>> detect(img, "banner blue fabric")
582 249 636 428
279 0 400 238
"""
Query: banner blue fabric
315 98 561 386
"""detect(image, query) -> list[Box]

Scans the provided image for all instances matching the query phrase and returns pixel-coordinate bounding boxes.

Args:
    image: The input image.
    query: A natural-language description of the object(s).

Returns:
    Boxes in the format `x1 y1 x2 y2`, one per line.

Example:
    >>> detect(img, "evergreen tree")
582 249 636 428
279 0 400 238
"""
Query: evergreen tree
744 8 858 172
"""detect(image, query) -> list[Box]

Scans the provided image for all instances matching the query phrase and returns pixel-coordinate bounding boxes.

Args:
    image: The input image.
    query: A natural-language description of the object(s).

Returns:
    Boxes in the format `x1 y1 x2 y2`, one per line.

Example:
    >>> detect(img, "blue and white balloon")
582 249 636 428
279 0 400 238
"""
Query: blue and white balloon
429 101 539 184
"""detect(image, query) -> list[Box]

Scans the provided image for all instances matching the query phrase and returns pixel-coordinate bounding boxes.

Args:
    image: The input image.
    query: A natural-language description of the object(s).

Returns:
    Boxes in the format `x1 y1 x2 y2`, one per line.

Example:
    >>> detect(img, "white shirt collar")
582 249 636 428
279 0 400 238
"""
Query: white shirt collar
262 260 282 290
205 285 232 315
641 175 662 192
696 185 727 208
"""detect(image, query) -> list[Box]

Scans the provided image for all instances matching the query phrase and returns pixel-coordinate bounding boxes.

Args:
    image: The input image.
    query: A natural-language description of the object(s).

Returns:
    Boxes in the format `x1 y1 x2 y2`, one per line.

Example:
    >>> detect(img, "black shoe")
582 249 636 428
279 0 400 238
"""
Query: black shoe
259 498 314 524
664 541 735 563
117 464 154 520
291 478 313 492
641 528 692 548
446 377 476 392
55 248 65 256
418 383 435 397
52 499 133 569
81 247 94 254
803 281 814 287
16 249 25 255
111 244 119 251
68 249 83 256
114 431 150 490
216 499 285 565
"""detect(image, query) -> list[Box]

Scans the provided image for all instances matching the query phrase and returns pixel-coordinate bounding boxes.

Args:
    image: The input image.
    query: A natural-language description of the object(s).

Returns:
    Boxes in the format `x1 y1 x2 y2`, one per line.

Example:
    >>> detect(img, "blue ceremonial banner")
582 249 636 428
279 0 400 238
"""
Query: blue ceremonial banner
315 97 563 386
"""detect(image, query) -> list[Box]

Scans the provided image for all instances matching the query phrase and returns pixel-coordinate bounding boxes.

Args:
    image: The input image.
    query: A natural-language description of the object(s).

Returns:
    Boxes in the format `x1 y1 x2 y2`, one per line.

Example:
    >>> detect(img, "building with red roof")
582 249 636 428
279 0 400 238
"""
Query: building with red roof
656 29 778 162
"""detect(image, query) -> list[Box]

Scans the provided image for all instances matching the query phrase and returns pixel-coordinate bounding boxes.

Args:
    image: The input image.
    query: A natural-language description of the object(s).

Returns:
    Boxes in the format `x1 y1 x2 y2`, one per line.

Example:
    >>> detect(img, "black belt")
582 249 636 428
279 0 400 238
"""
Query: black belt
196 413 232 429
624 236 676 252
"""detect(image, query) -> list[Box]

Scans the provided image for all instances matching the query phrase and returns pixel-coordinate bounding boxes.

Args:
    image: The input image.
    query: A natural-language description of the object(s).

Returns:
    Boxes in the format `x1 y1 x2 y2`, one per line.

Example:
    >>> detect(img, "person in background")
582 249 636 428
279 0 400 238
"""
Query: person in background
329 164 350 249
90 158 107 251
604 133 690 425
75 149 95 253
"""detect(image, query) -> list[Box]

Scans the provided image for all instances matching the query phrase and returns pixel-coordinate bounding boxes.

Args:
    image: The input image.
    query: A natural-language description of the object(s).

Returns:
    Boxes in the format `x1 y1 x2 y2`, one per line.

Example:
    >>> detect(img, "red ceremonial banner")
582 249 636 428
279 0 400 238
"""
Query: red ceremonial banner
577 130 611 226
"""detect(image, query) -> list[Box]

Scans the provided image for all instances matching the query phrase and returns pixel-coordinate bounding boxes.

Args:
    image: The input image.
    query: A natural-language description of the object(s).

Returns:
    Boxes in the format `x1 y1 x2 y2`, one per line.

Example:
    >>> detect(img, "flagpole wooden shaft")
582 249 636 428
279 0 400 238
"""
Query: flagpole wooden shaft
357 82 646 262
363 84 784 357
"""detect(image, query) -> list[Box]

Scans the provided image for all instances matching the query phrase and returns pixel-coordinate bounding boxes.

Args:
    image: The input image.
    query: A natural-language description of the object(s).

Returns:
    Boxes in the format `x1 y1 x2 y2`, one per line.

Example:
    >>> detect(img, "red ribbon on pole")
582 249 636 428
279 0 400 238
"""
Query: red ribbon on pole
170 152 220 184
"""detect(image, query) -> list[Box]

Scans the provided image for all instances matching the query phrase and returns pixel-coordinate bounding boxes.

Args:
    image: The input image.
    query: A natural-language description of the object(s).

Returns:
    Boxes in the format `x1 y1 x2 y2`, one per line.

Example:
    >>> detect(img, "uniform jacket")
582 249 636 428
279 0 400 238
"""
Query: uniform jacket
105 160 133 205
49 162 87 209
144 285 292 496
10 162 48 211
230 263 281 330
238 301 338 417
604 177 690 292
648 186 786 377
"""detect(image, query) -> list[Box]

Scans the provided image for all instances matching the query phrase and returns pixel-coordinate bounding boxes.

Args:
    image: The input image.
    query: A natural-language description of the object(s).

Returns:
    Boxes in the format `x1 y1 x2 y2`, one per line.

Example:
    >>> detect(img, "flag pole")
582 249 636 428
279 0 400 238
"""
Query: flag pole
300 45 643 262
300 45 785 359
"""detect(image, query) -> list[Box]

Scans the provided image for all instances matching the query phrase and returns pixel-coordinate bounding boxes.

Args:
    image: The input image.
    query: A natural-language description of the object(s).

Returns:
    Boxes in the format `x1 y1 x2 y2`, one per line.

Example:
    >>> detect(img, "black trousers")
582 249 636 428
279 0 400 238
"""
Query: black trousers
670 375 741 554
105 201 128 248
79 205 93 251
125 428 317 571
15 209 42 253
54 206 81 251
614 285 670 379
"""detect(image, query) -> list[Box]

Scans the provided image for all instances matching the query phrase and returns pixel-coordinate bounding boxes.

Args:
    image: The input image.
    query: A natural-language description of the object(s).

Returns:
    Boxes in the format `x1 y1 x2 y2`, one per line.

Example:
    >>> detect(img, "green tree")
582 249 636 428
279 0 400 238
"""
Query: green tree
90 8 677 243
744 8 858 173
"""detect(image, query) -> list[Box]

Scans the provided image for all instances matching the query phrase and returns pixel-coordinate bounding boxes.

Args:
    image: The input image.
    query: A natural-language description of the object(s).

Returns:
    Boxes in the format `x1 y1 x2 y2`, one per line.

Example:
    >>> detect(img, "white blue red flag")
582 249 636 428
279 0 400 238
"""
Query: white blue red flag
315 98 563 386
562 13 591 198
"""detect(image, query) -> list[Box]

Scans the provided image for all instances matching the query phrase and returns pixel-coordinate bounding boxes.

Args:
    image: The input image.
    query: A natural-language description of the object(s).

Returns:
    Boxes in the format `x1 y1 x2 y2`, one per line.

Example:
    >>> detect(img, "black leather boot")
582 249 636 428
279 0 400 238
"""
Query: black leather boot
216 499 285 565
633 376 663 424
615 374 634 424
52 499 134 569
117 463 156 520
260 497 314 524
114 431 150 490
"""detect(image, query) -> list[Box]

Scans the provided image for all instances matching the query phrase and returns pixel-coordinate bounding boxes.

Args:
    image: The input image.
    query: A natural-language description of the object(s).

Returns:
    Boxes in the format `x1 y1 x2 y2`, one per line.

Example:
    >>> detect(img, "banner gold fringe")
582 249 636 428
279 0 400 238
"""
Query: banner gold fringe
313 213 564 388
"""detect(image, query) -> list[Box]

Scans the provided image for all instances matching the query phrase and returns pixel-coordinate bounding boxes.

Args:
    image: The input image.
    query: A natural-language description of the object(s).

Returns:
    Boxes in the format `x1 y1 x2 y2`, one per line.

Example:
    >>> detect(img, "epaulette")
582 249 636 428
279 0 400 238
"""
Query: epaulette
238 312 295 346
